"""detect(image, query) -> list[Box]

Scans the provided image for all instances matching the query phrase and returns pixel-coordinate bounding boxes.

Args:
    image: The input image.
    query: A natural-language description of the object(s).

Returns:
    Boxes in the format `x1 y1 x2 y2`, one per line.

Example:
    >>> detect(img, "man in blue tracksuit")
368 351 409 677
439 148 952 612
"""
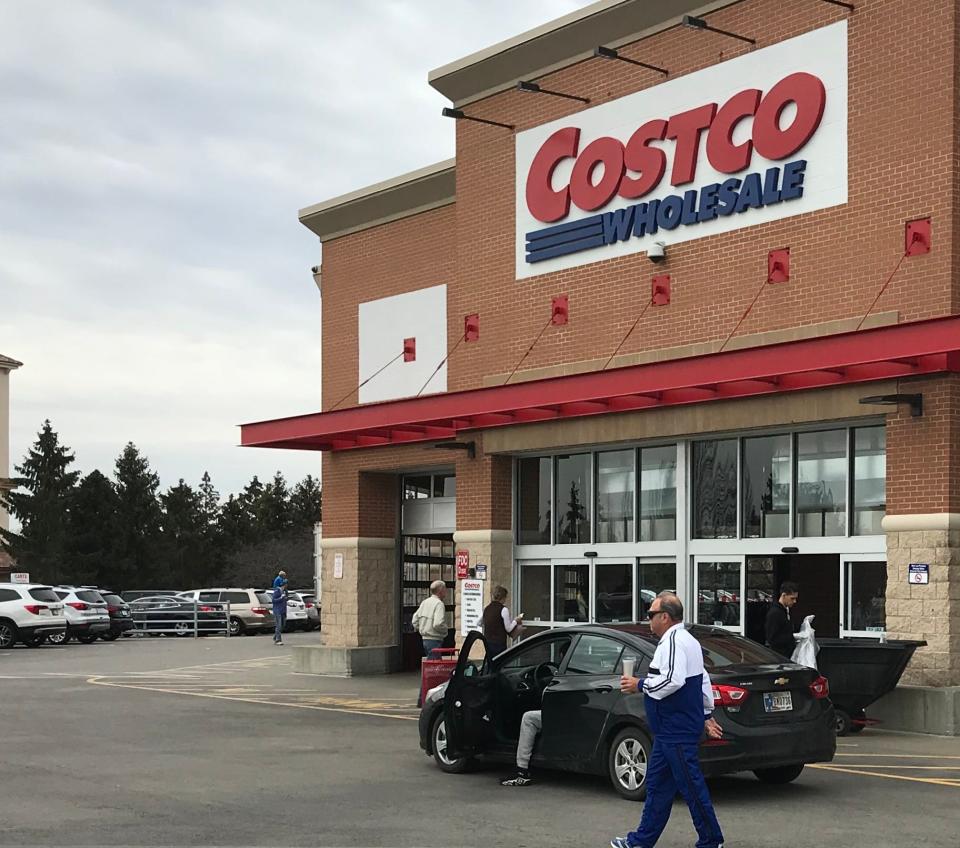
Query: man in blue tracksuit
611 592 724 848
272 569 288 645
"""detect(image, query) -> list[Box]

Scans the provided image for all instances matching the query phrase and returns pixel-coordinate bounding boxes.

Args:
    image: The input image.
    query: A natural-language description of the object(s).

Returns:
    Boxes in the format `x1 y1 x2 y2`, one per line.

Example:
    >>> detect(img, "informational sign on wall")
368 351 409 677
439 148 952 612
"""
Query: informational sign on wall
908 563 929 585
515 21 848 278
333 553 344 579
475 563 487 581
460 579 484 636
456 550 469 580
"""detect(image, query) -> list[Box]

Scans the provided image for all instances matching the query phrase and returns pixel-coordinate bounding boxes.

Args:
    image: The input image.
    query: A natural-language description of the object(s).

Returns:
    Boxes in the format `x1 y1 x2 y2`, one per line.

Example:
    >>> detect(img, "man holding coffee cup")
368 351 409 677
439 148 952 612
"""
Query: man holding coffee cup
610 592 724 848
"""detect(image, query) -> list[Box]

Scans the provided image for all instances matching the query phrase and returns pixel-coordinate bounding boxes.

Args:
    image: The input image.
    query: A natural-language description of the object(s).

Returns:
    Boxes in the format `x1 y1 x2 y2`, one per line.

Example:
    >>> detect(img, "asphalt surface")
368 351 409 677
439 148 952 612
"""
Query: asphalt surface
2 633 959 847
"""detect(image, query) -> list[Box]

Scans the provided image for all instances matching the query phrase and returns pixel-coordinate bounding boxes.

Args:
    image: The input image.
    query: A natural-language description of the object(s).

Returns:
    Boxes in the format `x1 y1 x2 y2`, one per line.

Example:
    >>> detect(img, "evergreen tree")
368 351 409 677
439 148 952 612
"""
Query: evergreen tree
66 470 120 587
197 471 221 536
0 420 79 582
258 471 292 537
113 443 164 589
291 475 322 528
236 475 265 544
161 479 209 588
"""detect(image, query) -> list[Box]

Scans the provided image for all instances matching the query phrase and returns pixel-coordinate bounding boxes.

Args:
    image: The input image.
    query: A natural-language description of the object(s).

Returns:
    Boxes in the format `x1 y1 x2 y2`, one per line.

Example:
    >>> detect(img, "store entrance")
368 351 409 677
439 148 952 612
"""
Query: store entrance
745 554 841 643
400 534 455 671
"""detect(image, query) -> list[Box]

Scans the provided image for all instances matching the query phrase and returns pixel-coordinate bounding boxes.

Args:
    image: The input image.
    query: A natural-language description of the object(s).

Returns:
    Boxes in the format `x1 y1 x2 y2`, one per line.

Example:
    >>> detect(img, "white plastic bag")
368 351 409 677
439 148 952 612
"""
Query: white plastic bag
791 614 819 669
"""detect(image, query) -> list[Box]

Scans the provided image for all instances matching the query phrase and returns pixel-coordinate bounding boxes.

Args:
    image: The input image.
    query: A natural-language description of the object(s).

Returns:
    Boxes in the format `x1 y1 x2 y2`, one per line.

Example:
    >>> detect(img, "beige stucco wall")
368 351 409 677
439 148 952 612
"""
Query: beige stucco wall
0 367 10 533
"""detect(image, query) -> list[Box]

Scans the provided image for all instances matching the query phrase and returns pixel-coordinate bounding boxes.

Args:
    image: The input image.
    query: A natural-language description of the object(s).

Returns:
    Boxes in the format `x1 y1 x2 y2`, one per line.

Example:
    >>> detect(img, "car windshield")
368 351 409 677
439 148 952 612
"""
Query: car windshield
29 588 60 603
257 592 272 604
76 590 105 603
696 631 783 668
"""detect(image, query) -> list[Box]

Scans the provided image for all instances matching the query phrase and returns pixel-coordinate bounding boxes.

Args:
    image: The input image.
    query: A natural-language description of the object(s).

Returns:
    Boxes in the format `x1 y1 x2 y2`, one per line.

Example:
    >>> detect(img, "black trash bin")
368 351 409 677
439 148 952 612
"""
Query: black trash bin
816 638 926 735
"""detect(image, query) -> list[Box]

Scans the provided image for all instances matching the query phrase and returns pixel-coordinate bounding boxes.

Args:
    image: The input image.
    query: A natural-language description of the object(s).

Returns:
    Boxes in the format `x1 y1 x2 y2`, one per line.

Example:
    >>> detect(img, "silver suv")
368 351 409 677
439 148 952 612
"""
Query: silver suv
0 584 66 647
178 589 274 636
50 587 111 644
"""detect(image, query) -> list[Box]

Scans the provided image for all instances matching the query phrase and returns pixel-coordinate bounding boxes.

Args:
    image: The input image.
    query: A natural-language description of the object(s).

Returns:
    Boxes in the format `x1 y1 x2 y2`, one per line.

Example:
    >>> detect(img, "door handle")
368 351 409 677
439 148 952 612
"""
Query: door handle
593 685 613 694
517 681 530 691
545 679 560 688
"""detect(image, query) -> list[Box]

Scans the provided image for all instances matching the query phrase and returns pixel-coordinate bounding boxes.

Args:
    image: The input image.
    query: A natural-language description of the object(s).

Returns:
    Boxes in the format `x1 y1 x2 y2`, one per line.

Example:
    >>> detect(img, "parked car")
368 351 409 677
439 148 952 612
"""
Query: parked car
177 589 274 636
96 591 135 640
259 589 311 632
420 625 835 801
120 589 183 602
0 583 66 647
290 590 320 630
128 595 227 636
49 587 111 645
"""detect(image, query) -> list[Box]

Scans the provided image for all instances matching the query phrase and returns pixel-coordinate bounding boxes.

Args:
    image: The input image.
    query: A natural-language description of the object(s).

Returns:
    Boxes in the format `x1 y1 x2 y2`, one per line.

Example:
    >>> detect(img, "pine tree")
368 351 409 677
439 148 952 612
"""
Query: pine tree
291 475 322 528
197 471 221 536
0 420 79 582
113 443 164 589
66 470 120 587
258 471 292 537
161 479 208 588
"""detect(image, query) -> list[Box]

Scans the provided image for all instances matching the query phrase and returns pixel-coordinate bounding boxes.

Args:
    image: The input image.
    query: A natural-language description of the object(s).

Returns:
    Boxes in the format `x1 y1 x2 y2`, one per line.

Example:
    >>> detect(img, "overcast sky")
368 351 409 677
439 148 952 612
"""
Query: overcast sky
1 0 589 500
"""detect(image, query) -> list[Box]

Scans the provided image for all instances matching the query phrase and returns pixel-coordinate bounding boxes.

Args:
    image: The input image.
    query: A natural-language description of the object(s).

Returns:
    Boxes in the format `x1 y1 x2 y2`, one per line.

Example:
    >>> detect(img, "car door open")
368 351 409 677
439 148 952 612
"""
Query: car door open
443 630 495 759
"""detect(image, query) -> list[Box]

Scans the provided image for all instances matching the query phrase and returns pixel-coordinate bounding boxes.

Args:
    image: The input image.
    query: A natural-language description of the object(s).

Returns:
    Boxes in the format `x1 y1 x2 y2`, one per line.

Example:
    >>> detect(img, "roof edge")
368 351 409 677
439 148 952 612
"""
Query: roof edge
298 159 456 242
0 355 23 371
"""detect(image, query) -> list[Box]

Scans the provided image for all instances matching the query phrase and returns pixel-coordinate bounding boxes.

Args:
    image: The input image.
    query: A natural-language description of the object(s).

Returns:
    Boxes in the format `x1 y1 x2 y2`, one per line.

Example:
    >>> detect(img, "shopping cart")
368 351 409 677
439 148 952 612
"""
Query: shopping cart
420 647 458 707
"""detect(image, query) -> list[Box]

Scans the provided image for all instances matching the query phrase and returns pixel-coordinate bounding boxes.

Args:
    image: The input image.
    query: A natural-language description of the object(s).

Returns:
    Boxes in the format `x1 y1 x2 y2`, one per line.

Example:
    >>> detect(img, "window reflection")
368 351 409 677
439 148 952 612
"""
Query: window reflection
519 564 551 623
742 435 791 538
853 427 885 535
693 440 738 539
640 446 677 541
595 563 632 623
596 451 634 543
845 561 886 632
556 454 591 544
697 561 741 628
637 562 675 620
797 430 847 537
517 457 551 544
554 563 589 622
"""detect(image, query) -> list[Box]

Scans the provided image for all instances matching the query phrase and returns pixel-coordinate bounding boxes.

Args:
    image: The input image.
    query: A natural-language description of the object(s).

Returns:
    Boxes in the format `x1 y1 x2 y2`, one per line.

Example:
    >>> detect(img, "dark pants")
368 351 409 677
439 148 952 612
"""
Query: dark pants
627 739 723 848
487 641 507 658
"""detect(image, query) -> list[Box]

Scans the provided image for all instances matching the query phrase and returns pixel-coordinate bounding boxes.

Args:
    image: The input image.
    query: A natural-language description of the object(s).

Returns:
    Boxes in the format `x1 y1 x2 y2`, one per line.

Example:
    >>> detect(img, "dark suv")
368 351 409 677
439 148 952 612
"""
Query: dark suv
98 591 134 640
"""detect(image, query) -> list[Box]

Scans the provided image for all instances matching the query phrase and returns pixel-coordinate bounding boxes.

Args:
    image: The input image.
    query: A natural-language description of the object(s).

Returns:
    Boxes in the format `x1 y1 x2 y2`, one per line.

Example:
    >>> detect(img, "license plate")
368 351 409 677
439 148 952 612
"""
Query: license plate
763 692 793 713
39 608 51 616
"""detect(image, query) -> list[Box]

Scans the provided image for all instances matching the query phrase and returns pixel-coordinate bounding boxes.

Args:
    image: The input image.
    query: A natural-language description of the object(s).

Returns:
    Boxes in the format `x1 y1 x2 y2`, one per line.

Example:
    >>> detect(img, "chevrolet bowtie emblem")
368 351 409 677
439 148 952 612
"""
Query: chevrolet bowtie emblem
774 677 789 686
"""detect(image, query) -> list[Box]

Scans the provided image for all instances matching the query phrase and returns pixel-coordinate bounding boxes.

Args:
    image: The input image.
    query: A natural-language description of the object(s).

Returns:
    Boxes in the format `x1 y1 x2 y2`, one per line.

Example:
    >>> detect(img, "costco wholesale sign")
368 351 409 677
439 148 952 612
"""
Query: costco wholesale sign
514 22 847 279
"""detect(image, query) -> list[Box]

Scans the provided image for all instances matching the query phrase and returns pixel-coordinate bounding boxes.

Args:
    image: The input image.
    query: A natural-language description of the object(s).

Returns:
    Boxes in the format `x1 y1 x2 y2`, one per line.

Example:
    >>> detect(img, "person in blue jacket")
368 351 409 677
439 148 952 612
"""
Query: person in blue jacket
271 570 288 645
610 592 724 848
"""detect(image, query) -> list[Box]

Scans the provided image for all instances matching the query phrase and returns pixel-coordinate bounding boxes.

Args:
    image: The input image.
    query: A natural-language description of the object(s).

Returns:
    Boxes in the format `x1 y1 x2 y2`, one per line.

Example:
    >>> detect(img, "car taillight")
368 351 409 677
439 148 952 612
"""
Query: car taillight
713 684 750 707
304 602 314 608
809 675 830 699
199 605 215 612
251 607 268 615
24 604 47 615
107 605 119 612
67 602 88 610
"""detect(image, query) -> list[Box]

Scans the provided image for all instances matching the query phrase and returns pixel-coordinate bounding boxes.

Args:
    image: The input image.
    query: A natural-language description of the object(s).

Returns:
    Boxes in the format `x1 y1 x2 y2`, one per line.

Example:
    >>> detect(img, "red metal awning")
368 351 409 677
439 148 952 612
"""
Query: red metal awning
240 315 960 452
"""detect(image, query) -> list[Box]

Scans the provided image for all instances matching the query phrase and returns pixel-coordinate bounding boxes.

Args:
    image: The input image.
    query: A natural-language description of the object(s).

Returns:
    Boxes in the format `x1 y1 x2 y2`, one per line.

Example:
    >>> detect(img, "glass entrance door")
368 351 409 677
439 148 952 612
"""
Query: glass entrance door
693 556 745 632
841 557 887 637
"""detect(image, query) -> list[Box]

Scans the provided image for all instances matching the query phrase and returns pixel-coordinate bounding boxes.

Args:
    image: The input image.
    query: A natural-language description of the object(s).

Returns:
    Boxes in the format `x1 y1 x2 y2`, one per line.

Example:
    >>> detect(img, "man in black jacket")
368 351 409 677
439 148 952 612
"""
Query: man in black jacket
765 581 799 658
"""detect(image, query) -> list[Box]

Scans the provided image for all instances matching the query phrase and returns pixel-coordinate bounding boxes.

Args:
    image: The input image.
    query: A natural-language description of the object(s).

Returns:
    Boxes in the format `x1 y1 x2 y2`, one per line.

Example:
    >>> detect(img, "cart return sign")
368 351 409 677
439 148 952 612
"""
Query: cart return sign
515 21 848 279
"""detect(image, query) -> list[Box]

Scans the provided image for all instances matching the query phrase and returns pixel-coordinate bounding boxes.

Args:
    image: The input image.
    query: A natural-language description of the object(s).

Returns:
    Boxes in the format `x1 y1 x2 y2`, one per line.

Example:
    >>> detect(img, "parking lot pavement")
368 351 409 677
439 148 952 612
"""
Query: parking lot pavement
3 635 960 847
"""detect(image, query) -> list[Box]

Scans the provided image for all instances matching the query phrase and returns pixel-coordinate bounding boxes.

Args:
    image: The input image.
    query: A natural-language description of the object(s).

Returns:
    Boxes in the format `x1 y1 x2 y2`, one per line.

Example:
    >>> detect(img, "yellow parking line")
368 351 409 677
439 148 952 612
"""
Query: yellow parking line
86 677 418 721
835 765 960 770
810 764 960 788
834 753 960 760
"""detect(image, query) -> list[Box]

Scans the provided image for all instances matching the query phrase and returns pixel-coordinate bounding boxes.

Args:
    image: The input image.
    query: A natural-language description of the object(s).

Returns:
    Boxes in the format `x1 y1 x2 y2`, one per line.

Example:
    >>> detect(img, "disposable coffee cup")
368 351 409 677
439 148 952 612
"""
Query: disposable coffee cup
622 656 636 678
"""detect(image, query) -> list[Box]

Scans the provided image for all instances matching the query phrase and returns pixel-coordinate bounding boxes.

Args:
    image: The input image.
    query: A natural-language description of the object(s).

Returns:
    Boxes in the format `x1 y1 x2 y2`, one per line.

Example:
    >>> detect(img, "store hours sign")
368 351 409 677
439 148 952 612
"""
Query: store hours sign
514 21 848 279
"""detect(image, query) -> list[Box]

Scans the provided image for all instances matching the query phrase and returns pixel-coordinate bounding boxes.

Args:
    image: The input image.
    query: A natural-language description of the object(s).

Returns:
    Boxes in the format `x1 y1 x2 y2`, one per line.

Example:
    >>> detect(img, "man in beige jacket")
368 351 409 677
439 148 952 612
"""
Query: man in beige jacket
412 580 448 659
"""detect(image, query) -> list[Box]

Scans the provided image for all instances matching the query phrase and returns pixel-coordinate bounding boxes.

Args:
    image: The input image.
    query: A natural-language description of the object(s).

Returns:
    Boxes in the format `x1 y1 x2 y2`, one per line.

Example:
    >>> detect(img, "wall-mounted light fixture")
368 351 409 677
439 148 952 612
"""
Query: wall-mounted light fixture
819 0 855 10
593 46 668 76
859 393 923 418
517 80 590 104
433 440 476 459
682 15 756 45
441 107 514 131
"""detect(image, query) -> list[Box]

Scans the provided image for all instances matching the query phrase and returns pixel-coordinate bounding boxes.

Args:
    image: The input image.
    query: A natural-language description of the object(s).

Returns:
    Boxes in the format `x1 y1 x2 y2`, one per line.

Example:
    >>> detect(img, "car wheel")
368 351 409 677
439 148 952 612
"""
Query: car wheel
22 633 47 647
173 622 193 637
47 630 70 645
77 633 100 644
0 620 19 649
229 617 246 637
608 727 652 801
754 764 805 784
834 708 852 737
847 709 866 733
431 715 471 774
100 632 120 641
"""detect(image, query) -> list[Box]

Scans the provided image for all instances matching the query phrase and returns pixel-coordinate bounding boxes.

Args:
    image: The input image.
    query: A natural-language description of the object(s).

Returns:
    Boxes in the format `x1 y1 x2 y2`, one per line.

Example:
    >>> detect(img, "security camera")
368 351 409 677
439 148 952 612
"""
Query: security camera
648 241 667 263
311 265 321 275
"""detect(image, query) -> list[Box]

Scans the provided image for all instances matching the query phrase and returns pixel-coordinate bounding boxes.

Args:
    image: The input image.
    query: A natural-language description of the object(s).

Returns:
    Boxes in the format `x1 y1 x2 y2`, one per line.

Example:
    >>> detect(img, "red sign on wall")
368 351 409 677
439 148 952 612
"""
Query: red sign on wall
456 550 470 580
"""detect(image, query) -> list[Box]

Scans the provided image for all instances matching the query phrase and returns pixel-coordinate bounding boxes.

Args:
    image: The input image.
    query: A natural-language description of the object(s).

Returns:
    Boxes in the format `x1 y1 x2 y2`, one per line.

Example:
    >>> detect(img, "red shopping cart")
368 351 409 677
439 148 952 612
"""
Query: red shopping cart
420 647 458 706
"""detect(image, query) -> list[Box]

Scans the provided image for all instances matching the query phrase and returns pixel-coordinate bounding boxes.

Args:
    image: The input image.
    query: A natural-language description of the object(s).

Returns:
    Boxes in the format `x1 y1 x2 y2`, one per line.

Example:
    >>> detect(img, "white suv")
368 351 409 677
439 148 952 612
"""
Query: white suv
0 584 66 648
50 587 111 644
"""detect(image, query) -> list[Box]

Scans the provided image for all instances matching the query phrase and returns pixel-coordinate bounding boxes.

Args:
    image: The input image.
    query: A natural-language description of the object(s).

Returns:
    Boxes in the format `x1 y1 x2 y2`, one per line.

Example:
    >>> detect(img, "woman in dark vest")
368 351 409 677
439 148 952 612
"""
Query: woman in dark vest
482 585 522 658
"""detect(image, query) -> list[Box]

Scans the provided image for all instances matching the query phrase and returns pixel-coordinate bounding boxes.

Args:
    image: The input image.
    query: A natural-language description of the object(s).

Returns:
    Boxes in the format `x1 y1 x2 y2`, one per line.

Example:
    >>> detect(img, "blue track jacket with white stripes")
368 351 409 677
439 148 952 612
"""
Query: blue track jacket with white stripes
642 622 715 744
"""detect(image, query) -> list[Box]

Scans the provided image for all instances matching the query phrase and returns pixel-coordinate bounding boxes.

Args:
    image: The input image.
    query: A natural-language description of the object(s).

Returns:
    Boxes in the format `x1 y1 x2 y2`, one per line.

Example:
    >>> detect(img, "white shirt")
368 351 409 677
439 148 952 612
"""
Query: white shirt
642 622 715 715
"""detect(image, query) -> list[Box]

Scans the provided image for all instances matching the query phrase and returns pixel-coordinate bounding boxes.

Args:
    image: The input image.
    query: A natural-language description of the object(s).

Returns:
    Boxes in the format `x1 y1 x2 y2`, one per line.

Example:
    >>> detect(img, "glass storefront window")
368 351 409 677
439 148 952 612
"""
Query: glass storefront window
692 440 738 539
433 475 456 498
696 561 742 628
556 454 591 544
517 457 552 545
595 563 632 623
554 563 590 622
596 451 635 543
403 476 431 500
797 429 847 537
845 561 887 632
742 435 791 538
637 562 675 620
640 445 677 541
853 427 885 536
520 564 551 623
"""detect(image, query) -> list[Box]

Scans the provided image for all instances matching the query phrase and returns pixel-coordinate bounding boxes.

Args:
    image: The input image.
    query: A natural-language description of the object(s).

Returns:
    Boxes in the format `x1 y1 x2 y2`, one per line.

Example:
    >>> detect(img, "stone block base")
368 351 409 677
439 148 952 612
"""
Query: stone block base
871 685 960 736
291 644 398 676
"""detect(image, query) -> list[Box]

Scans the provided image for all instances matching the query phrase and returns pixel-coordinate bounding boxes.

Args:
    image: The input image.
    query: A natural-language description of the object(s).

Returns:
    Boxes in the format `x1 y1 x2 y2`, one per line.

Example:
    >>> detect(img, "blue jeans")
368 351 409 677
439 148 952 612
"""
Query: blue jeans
421 638 442 657
627 739 723 848
273 607 286 641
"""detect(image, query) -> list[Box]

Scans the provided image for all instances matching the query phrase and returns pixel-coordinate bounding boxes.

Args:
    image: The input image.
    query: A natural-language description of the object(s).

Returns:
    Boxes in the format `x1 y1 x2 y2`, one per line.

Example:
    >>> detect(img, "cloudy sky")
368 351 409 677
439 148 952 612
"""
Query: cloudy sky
1 0 589 500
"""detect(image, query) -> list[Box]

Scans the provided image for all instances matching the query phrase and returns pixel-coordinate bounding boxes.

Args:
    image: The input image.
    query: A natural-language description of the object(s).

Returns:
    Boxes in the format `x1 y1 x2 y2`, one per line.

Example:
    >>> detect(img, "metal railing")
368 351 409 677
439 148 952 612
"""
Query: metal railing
129 601 232 638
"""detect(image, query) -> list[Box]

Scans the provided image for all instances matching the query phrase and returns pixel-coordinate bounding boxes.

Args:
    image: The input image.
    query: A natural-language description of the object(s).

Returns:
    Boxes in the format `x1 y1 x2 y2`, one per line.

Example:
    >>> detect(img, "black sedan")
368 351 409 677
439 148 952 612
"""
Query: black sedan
128 596 227 636
419 625 835 800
